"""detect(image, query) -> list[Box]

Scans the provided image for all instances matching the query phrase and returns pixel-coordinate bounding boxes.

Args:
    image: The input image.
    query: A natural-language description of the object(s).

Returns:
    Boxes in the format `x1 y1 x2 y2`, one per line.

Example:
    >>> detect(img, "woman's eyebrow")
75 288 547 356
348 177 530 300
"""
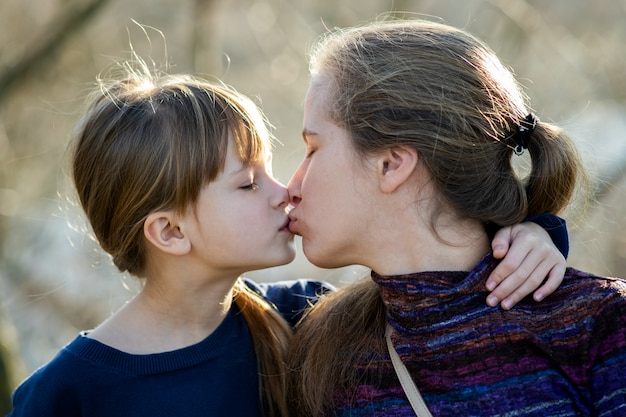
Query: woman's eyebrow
302 129 317 143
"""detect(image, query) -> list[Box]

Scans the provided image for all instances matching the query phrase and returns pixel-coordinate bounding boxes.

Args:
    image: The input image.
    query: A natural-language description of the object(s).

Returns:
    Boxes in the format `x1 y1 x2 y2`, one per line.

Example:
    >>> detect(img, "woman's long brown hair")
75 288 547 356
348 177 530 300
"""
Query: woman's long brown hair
287 277 386 416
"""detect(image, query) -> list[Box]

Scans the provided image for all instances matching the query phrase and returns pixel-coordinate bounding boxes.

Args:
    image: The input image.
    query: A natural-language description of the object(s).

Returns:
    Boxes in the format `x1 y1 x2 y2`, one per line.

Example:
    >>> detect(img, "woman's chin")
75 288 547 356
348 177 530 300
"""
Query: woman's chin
303 247 349 269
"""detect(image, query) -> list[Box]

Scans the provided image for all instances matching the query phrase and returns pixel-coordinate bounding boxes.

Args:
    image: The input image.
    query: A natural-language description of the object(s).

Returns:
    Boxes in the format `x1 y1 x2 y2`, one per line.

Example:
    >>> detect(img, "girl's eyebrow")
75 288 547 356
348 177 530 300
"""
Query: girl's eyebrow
226 164 250 178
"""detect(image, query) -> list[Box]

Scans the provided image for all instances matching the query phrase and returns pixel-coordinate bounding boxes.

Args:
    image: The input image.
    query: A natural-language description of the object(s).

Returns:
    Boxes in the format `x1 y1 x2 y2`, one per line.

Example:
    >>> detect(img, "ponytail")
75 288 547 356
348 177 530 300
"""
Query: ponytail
525 121 587 216
233 279 292 417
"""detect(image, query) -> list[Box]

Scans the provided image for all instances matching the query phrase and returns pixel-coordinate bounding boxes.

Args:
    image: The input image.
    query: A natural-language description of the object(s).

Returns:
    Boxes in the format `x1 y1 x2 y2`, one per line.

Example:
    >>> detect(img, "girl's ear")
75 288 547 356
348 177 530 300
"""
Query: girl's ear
144 211 191 256
376 146 419 193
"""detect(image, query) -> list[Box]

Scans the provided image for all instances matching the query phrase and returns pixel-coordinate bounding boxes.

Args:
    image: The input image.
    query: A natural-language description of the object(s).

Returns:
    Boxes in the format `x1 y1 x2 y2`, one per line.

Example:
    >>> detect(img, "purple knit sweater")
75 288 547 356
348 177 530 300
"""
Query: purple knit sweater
332 254 626 416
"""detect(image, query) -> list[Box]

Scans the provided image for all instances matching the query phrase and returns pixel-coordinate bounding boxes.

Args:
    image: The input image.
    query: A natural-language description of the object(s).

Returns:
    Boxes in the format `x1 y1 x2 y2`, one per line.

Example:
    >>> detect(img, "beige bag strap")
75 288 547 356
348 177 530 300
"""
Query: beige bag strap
385 324 433 417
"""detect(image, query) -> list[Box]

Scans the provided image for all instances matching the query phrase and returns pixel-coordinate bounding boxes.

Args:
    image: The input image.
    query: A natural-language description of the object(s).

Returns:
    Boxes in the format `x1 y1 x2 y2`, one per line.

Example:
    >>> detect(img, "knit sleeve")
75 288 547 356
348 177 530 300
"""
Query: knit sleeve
587 278 626 414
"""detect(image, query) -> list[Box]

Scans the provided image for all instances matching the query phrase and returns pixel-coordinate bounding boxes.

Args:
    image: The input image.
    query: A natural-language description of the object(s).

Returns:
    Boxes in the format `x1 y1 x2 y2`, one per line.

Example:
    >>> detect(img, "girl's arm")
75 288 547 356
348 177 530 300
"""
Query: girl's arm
486 214 568 309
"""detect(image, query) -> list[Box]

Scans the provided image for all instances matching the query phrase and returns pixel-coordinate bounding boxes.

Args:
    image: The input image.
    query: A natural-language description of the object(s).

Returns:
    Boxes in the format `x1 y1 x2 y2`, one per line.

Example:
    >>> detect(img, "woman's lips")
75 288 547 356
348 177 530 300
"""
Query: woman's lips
288 214 301 235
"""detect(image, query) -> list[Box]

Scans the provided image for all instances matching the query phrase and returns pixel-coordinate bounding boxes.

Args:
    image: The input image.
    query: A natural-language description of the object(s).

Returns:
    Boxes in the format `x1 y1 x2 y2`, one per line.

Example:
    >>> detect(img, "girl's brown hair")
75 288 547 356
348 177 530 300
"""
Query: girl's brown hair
71 66 290 416
287 19 586 415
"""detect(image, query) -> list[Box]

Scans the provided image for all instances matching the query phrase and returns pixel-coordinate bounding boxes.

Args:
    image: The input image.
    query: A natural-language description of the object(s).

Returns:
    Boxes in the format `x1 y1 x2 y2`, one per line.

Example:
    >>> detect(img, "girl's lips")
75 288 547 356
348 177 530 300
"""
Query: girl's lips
280 218 292 233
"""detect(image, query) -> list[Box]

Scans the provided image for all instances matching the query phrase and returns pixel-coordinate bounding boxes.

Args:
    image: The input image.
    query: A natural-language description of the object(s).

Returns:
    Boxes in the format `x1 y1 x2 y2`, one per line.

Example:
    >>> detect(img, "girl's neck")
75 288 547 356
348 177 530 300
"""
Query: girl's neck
87 272 237 354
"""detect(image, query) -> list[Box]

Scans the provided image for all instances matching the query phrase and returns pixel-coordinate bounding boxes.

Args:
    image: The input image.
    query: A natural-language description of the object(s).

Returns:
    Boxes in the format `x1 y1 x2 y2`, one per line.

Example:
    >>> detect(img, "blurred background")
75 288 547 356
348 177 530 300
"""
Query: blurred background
0 0 625 411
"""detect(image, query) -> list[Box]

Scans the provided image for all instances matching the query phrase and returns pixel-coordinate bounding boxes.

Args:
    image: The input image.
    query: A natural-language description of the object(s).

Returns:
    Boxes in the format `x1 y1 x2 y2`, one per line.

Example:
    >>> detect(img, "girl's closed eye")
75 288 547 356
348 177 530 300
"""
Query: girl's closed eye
240 182 259 191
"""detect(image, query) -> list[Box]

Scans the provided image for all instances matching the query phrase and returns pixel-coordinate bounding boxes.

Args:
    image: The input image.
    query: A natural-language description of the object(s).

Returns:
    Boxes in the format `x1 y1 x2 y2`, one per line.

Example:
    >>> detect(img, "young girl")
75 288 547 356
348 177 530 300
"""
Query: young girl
9 66 318 417
9 62 567 417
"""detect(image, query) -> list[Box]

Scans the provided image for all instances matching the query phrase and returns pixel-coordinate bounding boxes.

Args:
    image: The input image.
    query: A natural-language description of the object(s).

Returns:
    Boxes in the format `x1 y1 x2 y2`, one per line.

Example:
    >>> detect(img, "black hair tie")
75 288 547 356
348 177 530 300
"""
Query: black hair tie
514 113 538 155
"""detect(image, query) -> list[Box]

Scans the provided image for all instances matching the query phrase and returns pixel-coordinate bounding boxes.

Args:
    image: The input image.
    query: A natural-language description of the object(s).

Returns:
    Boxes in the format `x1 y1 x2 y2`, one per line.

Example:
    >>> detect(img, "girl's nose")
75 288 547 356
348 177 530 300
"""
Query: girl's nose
272 181 290 209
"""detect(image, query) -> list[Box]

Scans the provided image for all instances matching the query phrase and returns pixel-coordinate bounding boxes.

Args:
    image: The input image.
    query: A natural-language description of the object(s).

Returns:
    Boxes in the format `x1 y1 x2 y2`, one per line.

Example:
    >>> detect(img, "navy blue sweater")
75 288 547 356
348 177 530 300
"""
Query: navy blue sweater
8 279 331 417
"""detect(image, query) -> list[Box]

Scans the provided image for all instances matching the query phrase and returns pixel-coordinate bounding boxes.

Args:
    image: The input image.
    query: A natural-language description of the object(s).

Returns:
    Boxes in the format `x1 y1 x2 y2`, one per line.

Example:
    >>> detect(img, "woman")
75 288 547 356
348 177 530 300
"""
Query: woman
286 20 626 416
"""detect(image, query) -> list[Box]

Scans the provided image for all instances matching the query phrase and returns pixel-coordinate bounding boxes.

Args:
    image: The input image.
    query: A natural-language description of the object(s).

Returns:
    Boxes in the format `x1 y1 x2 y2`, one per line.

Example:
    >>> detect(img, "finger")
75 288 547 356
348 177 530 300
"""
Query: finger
532 263 566 302
486 247 528 292
498 267 545 309
487 243 553 306
499 257 564 309
497 249 566 308
491 226 513 259
486 255 535 307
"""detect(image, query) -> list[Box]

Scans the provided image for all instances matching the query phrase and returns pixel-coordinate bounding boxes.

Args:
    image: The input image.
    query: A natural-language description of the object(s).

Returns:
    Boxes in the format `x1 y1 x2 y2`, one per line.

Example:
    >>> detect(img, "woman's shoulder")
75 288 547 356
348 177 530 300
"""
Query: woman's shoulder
563 267 626 294
557 267 626 318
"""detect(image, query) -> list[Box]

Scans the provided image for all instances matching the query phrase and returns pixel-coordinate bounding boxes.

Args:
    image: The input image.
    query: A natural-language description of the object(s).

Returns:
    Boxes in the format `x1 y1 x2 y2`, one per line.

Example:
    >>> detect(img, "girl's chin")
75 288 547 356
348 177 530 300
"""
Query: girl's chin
279 249 297 266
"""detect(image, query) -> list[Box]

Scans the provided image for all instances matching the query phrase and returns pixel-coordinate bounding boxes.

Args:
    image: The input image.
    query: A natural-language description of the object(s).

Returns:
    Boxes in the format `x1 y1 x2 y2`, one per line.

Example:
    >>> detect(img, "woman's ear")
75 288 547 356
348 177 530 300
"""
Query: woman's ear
377 146 418 193
144 211 191 256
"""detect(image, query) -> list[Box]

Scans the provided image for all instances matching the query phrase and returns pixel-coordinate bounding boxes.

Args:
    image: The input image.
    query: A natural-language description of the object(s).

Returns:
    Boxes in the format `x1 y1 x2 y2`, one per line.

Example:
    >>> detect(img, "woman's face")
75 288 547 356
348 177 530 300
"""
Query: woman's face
287 78 376 268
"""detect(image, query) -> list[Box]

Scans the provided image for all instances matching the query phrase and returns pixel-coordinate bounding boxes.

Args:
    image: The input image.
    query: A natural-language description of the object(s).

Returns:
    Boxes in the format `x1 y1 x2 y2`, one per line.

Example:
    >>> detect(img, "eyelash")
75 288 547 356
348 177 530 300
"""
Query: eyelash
241 182 259 191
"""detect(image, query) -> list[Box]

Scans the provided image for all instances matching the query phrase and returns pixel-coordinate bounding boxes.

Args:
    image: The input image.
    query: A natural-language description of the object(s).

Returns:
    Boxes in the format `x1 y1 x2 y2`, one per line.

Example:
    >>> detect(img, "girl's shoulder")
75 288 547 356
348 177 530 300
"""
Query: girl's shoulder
9 335 94 416
242 278 335 326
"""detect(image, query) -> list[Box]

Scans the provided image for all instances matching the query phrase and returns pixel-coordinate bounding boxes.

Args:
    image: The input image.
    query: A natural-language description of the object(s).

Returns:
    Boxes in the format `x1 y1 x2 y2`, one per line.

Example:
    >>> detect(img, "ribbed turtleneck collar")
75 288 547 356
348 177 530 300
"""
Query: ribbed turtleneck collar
371 253 498 334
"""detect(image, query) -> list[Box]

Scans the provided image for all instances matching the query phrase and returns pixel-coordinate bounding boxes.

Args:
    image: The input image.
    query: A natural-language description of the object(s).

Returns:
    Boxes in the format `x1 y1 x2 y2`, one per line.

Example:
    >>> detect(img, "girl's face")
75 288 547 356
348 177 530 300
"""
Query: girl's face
288 78 377 268
183 140 295 276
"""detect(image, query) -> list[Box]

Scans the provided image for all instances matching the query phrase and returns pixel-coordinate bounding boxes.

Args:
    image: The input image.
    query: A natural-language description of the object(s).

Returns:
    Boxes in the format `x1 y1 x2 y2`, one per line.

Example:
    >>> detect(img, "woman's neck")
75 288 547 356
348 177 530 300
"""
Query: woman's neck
367 213 491 276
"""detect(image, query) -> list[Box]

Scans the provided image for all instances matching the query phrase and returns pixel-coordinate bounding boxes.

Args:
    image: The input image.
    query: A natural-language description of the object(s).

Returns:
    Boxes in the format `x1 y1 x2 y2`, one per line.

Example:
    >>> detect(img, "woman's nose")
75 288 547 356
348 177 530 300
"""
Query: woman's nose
290 194 301 206
287 167 303 207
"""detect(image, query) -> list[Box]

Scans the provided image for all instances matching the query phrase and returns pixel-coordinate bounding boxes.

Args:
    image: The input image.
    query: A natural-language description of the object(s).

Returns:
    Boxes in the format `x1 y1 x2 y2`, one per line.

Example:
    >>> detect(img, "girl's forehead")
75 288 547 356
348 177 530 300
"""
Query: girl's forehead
251 150 274 173
236 147 273 167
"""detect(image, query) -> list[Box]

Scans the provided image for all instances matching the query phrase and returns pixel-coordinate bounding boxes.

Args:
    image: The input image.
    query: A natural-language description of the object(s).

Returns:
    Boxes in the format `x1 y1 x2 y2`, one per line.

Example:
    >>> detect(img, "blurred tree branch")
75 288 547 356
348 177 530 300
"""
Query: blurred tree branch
0 344 12 415
192 0 228 75
0 0 110 104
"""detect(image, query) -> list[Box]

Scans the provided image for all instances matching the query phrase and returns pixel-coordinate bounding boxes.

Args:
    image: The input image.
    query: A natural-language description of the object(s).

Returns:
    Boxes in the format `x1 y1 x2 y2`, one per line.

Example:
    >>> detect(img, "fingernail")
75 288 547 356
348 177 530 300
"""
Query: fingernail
487 295 497 307
535 292 544 302
486 281 495 291
502 300 512 310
